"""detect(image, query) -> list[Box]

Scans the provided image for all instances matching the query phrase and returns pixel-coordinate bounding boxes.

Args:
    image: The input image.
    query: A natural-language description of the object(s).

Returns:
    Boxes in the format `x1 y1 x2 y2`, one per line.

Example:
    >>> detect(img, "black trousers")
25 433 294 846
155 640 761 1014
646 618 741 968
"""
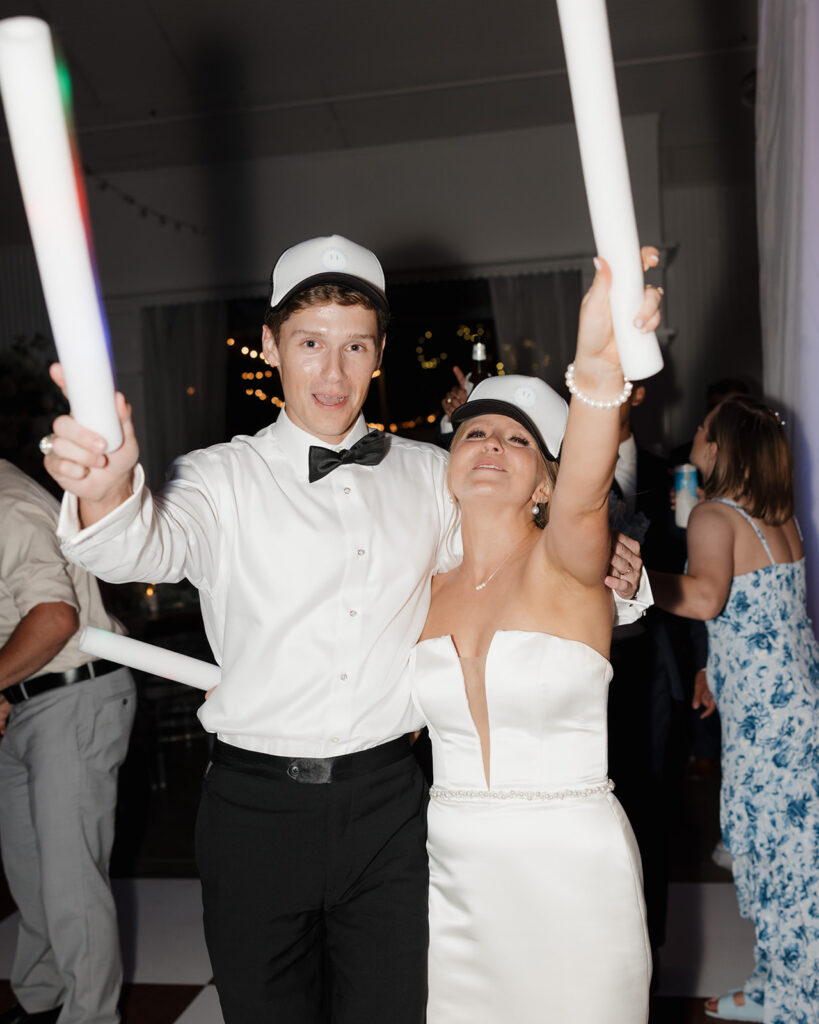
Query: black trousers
195 739 429 1024
608 631 670 952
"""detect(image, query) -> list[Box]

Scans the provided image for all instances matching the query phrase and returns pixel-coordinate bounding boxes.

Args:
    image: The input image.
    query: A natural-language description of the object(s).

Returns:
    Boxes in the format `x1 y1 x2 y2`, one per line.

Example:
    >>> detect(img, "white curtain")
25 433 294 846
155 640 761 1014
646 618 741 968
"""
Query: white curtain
756 0 819 625
141 302 229 488
488 271 583 393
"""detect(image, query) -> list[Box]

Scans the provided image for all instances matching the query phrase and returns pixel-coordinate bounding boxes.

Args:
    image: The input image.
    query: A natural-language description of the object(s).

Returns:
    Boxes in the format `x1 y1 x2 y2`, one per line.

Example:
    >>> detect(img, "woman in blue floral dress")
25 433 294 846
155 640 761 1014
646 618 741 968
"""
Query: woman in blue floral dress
651 395 819 1024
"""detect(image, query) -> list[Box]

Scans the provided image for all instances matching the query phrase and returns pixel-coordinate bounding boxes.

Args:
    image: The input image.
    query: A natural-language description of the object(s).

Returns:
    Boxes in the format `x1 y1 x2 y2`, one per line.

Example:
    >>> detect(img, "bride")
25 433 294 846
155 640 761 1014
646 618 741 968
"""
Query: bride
410 252 661 1023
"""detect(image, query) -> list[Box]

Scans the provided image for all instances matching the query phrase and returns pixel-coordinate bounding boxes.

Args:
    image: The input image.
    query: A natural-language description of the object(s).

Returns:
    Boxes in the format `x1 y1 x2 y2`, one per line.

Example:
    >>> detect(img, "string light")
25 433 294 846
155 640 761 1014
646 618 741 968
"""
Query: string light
85 164 206 235
228 327 464 429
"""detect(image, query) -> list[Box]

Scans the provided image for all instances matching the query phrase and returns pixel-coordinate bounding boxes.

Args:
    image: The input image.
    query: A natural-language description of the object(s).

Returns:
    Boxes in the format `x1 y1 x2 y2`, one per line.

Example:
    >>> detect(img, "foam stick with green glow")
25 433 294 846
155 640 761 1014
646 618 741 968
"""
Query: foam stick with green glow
556 0 663 380
0 17 122 450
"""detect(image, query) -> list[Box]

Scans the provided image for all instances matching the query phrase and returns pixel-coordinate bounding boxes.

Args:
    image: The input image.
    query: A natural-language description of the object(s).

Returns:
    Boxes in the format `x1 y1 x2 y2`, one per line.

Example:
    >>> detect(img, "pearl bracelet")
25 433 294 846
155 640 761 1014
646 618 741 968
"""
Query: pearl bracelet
565 363 633 408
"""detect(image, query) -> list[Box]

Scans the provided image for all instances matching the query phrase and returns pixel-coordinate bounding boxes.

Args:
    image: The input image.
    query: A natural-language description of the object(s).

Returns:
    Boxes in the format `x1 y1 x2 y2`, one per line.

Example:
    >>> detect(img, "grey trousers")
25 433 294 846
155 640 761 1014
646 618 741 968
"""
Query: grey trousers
0 668 135 1024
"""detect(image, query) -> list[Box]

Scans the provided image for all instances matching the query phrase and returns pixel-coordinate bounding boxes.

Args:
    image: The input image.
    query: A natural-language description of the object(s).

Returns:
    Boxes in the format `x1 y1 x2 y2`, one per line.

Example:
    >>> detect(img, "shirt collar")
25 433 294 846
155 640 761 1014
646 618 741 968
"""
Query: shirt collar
272 406 371 481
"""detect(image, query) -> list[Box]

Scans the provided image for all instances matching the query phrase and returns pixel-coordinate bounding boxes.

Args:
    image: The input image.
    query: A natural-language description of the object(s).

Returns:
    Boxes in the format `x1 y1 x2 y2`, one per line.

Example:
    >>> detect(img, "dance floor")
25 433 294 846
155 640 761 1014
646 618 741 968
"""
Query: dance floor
0 727 752 1023
0 876 754 1023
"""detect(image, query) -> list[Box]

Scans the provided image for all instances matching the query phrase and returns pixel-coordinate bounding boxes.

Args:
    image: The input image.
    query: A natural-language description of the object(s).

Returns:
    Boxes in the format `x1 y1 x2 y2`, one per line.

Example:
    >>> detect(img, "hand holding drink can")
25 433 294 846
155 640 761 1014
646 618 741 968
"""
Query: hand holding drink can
674 463 699 528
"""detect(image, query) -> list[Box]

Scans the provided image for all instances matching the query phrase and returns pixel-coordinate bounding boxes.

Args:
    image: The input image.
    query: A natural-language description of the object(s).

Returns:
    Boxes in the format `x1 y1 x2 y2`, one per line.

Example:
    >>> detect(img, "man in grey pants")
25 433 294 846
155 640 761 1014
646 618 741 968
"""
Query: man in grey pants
0 459 135 1024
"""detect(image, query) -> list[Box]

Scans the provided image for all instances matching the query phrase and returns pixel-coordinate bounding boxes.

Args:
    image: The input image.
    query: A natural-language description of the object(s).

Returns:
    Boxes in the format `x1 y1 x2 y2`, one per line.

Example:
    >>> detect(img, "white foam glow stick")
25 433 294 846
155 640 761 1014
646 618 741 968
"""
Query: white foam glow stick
79 627 221 691
555 0 664 380
0 17 122 450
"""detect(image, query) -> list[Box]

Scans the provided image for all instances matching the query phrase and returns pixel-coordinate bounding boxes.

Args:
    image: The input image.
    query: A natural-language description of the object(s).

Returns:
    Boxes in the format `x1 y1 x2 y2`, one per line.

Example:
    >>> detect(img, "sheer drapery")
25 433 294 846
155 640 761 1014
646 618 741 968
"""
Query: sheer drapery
488 271 583 393
141 302 229 488
756 0 819 624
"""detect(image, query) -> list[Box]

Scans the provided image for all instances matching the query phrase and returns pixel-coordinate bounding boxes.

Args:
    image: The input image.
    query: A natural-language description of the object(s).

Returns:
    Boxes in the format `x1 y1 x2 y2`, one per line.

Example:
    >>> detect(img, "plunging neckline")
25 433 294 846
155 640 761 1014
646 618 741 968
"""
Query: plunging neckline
415 631 612 790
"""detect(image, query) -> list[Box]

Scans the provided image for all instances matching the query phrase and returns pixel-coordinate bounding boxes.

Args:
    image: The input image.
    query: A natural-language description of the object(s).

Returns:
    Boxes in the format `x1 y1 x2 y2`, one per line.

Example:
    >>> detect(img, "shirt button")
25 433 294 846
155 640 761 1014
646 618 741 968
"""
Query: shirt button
357 549 365 557
330 737 340 744
340 673 348 681
349 609 357 617
343 487 351 495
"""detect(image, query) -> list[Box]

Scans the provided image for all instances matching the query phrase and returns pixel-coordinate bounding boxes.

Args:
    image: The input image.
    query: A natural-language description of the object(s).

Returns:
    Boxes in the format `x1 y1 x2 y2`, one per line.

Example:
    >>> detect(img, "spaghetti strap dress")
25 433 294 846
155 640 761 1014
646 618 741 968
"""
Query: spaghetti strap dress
706 498 819 1022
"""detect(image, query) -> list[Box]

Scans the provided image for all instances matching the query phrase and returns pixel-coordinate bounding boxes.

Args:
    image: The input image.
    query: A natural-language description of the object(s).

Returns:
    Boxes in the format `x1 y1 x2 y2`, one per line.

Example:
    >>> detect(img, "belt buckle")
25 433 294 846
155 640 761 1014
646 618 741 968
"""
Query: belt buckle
287 759 333 784
4 680 29 705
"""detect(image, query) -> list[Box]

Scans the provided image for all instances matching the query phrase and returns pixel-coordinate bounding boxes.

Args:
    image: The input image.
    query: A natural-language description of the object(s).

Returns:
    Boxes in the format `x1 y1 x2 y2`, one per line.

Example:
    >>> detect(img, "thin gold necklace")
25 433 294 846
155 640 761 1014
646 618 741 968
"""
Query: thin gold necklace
472 535 532 591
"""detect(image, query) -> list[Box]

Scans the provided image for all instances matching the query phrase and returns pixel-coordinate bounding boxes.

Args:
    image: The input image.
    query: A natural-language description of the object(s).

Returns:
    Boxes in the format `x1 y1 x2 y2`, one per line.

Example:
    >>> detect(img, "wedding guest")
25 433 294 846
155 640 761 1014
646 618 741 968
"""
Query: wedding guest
650 395 819 1023
606 380 681 956
0 460 135 1024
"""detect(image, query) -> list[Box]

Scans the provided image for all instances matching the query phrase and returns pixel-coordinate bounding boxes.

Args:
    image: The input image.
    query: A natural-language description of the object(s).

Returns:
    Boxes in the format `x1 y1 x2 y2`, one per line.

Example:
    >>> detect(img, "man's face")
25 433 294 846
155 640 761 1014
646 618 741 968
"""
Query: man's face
262 302 384 444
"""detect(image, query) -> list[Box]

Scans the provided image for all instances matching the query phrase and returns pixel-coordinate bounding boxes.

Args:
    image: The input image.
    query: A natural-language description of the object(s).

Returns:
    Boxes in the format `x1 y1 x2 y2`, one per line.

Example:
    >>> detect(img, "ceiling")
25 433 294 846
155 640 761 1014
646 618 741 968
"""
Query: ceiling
0 0 758 241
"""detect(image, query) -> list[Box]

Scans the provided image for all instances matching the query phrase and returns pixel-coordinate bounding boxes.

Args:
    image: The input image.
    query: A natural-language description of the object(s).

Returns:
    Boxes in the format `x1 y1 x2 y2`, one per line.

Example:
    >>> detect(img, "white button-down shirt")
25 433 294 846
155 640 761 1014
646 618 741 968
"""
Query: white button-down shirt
58 409 650 757
58 411 457 756
615 434 639 516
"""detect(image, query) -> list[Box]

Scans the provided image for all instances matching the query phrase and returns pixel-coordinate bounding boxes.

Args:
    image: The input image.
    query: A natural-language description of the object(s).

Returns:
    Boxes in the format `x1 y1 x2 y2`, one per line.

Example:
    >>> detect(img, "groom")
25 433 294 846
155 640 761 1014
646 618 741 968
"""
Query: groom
43 235 647 1024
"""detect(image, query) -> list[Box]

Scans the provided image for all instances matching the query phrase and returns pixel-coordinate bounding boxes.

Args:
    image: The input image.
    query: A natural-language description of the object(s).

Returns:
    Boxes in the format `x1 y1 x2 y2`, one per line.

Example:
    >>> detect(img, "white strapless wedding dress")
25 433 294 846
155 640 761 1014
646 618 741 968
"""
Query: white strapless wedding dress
410 630 651 1023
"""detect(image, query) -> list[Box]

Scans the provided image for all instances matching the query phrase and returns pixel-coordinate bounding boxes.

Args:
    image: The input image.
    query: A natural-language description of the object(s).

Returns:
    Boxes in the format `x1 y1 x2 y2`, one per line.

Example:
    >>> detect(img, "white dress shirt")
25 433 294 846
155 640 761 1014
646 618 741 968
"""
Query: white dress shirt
58 409 650 757
615 434 639 515
59 411 457 756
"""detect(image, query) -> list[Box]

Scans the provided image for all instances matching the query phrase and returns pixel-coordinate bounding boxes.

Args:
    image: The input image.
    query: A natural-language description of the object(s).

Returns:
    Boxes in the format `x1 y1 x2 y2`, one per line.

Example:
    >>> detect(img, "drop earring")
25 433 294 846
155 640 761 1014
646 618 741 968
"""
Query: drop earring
532 504 540 516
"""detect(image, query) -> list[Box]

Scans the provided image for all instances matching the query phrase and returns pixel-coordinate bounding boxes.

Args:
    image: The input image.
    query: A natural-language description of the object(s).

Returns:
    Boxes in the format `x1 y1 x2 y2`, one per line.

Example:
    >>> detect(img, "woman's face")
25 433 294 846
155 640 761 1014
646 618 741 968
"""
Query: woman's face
449 413 549 512
690 407 718 477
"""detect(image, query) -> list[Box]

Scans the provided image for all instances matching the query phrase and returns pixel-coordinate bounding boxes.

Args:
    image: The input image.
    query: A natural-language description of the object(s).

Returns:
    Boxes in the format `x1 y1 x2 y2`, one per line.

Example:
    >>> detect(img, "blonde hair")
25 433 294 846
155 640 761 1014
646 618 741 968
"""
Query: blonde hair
447 419 559 529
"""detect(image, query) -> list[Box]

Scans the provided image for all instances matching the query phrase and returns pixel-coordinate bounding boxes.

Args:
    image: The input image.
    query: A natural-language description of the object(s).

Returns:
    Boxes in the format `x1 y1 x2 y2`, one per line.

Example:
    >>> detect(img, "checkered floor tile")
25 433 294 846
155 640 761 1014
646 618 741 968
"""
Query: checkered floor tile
0 877 753 1022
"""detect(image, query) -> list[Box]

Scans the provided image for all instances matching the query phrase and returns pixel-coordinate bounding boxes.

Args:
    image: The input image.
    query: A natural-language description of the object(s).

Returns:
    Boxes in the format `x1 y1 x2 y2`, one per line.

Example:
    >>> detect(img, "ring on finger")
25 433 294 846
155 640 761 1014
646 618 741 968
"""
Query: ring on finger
38 434 56 456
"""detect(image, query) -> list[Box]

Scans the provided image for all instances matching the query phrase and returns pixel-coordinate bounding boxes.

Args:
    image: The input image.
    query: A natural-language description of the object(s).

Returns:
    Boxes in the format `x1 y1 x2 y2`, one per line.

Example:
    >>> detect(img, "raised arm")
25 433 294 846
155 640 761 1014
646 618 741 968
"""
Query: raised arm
43 363 139 528
546 250 661 586
44 363 219 589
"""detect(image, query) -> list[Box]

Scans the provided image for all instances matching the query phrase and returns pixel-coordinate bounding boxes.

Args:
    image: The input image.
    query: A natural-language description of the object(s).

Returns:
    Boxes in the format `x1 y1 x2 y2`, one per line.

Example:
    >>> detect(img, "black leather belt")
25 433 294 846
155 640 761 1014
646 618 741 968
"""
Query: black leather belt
2 659 121 705
212 736 412 784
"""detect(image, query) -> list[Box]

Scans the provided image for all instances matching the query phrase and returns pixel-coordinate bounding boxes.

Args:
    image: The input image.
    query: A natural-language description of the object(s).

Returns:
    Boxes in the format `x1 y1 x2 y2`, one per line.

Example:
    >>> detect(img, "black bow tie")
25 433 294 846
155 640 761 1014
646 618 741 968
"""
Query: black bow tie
308 430 388 483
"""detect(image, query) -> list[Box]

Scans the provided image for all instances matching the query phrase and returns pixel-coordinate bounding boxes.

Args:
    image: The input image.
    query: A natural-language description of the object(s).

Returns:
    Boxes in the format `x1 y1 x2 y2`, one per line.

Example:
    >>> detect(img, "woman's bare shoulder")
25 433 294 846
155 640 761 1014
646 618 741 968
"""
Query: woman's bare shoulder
688 499 738 535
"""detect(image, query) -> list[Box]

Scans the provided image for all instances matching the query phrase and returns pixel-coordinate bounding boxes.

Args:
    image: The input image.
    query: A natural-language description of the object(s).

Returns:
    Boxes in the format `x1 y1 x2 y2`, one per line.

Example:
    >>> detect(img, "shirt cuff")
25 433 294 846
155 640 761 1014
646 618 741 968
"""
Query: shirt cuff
58 465 146 550
612 569 654 626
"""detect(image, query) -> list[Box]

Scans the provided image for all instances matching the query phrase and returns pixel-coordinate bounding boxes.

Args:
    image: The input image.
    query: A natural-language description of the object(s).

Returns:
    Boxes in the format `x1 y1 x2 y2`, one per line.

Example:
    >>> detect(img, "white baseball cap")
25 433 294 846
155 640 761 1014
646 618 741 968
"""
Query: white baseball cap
268 234 389 313
451 374 568 461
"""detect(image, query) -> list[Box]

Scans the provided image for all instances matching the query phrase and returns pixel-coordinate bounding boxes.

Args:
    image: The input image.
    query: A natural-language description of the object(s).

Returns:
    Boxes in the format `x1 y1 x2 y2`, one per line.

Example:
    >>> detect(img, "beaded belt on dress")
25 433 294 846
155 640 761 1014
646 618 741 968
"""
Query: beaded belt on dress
429 778 615 801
